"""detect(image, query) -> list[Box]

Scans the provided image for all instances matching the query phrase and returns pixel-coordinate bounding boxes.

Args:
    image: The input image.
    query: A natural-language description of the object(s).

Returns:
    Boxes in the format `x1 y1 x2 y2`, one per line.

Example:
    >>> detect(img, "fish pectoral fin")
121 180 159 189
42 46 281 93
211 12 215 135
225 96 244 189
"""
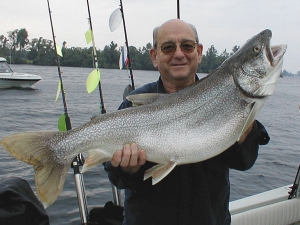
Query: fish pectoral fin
238 100 264 141
126 93 165 106
81 149 111 173
144 161 177 185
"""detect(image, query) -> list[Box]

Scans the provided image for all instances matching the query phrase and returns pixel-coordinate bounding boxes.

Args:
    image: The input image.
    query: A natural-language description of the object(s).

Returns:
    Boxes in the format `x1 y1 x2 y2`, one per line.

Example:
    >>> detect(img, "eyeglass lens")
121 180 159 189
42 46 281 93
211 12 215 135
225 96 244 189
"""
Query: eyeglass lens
160 40 197 55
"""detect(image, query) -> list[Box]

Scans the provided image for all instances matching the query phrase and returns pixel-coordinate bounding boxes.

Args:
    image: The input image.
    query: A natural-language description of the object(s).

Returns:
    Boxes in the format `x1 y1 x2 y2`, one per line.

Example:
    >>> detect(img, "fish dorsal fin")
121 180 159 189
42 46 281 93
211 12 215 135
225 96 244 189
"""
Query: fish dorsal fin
126 93 165 106
237 100 265 141
144 161 177 185
89 114 105 121
90 115 99 120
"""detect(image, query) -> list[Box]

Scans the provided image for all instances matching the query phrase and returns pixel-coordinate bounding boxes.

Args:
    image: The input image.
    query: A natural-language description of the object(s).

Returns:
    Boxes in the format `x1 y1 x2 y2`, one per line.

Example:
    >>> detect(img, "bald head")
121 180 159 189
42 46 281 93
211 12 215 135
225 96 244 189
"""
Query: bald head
153 19 199 48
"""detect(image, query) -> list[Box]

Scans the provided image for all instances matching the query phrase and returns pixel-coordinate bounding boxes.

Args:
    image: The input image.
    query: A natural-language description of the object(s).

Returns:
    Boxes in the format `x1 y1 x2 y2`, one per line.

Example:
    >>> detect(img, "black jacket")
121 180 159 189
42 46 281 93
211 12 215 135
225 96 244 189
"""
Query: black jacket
0 177 49 225
105 75 269 225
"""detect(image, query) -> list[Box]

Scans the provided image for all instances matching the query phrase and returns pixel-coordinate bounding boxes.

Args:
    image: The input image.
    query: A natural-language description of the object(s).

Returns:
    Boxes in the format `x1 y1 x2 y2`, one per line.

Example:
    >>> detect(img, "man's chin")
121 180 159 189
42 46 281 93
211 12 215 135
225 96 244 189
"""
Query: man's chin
170 71 191 80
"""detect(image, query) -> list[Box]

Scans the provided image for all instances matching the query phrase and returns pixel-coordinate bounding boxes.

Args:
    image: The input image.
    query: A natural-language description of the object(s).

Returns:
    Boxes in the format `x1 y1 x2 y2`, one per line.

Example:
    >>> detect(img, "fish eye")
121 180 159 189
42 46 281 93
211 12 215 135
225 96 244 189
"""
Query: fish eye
253 45 261 53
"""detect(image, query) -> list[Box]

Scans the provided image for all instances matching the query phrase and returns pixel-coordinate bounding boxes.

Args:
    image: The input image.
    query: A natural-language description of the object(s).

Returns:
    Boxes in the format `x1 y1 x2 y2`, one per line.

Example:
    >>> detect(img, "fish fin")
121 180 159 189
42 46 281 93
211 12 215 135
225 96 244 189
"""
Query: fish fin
144 161 177 185
35 163 69 208
123 84 134 100
1 131 69 208
238 100 265 141
81 149 111 172
90 115 100 120
126 93 164 106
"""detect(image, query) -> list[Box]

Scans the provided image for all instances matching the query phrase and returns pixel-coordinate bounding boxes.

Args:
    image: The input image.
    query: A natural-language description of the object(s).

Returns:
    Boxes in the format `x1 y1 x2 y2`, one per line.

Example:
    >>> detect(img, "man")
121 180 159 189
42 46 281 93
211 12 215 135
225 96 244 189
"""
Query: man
105 19 269 225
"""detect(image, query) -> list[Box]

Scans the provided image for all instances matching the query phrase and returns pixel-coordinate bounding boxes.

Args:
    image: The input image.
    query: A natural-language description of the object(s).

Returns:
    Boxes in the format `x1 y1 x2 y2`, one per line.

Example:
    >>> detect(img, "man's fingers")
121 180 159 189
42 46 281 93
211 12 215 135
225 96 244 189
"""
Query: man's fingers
138 149 147 166
120 144 131 167
111 150 122 167
129 143 139 167
110 144 147 173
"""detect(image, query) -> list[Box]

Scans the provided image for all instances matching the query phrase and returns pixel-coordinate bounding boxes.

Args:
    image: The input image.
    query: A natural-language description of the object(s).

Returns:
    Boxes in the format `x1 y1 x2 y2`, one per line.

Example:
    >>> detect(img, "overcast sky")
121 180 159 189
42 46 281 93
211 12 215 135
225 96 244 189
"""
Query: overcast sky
1 0 299 73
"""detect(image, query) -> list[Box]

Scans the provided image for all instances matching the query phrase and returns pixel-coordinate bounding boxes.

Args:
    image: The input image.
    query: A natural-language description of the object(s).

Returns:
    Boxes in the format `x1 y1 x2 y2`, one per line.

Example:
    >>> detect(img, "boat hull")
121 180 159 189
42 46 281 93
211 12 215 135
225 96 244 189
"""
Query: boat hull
0 76 41 89
230 185 300 225
0 57 42 89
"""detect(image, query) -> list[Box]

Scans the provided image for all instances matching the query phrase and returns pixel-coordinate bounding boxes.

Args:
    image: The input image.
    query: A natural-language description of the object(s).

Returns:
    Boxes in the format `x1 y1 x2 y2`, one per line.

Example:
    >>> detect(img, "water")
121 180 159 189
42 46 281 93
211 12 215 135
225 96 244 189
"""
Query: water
0 65 299 224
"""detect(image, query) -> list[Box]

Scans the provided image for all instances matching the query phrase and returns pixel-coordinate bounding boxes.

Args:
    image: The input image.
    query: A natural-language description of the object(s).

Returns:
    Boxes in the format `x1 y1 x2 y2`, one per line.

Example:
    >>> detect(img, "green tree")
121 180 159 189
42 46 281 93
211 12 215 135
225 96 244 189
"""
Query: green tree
27 38 39 61
17 28 29 51
231 45 240 55
101 41 119 69
0 35 9 58
198 45 218 73
8 29 18 52
1 27 252 74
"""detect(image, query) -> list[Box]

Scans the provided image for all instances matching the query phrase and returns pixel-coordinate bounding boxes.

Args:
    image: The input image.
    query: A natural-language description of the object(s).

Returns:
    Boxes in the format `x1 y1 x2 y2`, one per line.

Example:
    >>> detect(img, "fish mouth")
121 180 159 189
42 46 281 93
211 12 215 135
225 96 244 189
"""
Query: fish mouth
268 43 287 67
253 43 287 96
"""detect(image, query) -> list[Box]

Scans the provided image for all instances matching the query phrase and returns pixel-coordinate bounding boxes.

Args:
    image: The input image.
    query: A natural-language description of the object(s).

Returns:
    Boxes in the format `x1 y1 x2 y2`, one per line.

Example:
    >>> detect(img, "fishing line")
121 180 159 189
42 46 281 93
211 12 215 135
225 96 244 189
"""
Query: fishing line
120 0 135 91
86 0 106 114
46 0 71 130
86 0 124 208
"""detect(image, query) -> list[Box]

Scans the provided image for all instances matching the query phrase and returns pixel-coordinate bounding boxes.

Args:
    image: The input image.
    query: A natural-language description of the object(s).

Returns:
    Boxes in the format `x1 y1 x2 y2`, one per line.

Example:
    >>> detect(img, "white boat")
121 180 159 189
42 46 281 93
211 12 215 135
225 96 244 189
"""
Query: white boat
230 166 300 225
0 57 42 89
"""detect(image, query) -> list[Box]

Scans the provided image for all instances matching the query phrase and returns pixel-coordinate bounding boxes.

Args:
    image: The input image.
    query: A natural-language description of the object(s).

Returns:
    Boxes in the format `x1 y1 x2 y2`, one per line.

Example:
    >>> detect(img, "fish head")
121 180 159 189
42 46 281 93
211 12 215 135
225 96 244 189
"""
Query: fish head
230 29 287 97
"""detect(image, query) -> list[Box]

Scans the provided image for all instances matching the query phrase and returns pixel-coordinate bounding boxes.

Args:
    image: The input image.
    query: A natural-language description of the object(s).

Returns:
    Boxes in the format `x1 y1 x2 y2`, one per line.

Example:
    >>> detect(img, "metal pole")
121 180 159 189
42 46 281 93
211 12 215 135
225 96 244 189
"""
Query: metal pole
177 0 180 19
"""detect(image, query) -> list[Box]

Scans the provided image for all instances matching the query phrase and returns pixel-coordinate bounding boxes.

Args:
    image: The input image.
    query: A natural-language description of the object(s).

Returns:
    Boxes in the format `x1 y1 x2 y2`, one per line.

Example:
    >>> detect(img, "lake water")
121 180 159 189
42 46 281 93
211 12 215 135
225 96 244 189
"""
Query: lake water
0 64 299 224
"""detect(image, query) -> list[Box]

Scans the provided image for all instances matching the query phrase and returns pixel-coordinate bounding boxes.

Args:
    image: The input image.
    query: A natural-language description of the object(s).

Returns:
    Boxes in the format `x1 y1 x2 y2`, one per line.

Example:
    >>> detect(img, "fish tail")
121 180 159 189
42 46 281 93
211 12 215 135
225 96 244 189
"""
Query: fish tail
1 131 69 208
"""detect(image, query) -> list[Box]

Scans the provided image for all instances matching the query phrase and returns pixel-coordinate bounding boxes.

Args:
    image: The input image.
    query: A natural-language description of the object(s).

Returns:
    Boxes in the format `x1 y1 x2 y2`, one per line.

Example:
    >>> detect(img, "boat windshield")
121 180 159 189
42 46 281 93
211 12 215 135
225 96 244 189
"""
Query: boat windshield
0 62 13 73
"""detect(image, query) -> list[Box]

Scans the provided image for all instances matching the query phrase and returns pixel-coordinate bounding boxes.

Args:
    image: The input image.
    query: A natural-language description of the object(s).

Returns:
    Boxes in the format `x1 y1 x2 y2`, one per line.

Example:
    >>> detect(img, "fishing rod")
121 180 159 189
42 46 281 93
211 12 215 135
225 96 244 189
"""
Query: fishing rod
120 0 135 91
86 0 106 114
46 0 71 131
86 0 122 207
177 0 180 19
46 1 89 224
288 164 300 199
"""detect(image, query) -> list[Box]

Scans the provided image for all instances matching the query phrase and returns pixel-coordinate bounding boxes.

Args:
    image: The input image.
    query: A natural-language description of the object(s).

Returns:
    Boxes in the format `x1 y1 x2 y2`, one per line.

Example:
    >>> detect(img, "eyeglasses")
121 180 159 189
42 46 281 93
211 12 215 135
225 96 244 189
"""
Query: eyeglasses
158 40 198 55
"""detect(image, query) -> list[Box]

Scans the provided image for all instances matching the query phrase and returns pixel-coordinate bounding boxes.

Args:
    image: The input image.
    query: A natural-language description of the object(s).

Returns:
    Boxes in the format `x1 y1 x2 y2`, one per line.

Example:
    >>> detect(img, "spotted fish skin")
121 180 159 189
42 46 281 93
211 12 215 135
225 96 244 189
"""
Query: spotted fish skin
0 29 287 207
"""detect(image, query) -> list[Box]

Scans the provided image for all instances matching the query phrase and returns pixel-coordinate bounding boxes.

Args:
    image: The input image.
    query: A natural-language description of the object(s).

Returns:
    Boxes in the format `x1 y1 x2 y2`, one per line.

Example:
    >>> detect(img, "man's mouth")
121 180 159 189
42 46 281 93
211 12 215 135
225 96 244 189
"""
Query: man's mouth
171 63 187 66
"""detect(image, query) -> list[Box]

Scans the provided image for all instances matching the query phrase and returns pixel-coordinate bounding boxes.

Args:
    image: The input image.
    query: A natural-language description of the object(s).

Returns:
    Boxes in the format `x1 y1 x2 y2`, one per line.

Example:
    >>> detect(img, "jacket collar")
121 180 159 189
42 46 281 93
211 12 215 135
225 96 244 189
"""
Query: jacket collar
157 74 200 93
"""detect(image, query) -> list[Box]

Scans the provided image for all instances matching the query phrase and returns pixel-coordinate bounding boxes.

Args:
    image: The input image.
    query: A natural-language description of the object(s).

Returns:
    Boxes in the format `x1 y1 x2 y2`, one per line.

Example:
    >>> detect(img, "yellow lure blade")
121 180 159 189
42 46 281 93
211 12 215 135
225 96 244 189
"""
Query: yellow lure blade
56 45 63 57
86 68 100 93
85 29 92 45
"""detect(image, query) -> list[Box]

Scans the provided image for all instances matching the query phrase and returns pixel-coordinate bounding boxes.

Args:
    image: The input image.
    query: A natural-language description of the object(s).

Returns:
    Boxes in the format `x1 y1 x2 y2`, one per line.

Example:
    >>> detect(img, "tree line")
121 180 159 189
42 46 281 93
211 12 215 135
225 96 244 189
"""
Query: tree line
0 28 241 73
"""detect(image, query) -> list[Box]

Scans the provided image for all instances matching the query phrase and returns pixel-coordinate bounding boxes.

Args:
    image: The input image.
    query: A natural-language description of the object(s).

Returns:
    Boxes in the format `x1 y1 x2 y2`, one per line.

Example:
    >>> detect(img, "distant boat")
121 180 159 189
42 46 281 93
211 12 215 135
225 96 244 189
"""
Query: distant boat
0 57 42 89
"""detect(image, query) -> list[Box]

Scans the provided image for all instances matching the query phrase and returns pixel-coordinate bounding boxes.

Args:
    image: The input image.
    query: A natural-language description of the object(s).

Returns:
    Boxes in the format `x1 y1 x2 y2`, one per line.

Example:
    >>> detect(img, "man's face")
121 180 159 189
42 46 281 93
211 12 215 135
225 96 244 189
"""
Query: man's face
150 20 203 85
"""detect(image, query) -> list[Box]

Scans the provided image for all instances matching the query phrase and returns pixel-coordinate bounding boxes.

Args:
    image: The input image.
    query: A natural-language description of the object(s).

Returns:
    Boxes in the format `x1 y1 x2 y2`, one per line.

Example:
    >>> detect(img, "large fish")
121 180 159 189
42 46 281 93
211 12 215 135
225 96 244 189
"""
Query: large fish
1 29 286 207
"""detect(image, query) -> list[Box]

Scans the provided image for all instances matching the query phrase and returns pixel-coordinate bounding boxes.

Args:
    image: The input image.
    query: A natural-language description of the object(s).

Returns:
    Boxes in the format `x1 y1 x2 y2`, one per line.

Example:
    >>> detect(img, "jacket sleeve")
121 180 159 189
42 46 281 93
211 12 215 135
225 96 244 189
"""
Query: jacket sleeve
221 120 270 171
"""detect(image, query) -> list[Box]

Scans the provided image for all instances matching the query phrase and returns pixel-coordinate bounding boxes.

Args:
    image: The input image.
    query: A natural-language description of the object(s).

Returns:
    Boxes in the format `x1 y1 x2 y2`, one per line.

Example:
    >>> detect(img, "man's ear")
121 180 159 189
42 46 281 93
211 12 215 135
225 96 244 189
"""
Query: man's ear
149 48 158 68
197 44 203 64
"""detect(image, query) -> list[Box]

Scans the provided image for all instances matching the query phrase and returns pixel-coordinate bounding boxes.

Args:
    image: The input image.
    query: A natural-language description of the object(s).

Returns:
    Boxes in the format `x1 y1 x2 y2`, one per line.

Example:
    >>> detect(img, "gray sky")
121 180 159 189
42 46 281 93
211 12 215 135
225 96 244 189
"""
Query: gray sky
1 0 299 73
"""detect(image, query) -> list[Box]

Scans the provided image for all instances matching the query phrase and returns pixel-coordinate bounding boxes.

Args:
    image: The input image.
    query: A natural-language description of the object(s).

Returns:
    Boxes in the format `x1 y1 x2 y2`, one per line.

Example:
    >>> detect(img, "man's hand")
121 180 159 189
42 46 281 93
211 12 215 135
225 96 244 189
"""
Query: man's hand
111 143 147 174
